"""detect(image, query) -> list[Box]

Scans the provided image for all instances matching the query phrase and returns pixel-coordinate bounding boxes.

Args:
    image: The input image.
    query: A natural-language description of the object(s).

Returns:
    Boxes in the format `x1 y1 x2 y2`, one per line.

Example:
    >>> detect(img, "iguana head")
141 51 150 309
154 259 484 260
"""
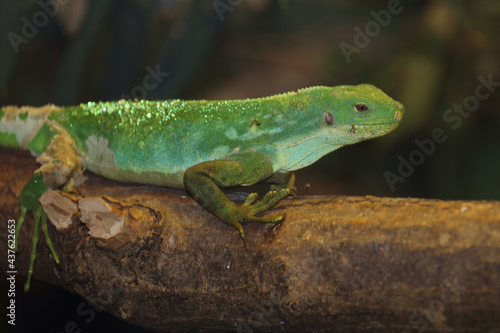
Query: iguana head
275 84 404 171
320 83 404 139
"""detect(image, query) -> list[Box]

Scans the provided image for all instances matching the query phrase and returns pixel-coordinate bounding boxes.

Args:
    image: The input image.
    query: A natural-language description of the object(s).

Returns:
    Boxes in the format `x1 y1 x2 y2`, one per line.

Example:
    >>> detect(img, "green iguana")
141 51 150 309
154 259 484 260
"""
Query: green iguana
0 84 404 291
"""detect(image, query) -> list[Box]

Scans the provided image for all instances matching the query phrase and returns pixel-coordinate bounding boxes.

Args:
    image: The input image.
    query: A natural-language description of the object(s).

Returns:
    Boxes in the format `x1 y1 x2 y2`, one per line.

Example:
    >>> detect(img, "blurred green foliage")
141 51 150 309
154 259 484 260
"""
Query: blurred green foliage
1 0 499 202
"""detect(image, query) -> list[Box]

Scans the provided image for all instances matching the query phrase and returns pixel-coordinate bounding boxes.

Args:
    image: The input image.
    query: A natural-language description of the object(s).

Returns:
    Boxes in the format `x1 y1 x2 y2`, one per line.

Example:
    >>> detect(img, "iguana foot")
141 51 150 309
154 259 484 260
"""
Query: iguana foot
230 188 290 239
14 173 60 292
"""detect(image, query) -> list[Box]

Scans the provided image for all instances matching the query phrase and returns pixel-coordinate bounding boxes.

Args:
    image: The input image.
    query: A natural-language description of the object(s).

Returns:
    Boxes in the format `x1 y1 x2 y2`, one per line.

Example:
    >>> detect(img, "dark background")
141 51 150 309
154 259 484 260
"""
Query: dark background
1 0 499 332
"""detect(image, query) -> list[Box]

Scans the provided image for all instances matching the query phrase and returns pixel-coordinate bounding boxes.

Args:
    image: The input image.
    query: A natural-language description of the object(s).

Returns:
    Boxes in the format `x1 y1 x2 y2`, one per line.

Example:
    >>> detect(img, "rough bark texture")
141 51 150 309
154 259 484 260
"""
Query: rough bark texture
1 148 499 332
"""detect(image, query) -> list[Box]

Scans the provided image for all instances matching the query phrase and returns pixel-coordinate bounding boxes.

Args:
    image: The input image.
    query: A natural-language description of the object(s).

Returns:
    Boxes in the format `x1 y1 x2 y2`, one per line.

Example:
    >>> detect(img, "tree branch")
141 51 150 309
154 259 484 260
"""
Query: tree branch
1 148 499 332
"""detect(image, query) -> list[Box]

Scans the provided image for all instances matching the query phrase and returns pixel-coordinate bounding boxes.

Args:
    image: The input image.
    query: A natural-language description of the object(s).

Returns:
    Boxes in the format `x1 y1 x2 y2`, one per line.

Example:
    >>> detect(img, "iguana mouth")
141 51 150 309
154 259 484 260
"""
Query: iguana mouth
349 122 400 137
352 122 400 129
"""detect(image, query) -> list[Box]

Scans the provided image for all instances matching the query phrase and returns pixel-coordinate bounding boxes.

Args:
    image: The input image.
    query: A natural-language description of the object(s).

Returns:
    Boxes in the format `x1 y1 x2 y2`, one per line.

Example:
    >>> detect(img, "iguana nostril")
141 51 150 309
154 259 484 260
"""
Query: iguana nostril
394 109 403 121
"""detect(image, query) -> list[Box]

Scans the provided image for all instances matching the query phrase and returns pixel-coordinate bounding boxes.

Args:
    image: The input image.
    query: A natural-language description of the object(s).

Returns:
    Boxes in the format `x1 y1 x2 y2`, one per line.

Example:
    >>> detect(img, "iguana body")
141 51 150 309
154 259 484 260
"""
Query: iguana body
0 84 404 291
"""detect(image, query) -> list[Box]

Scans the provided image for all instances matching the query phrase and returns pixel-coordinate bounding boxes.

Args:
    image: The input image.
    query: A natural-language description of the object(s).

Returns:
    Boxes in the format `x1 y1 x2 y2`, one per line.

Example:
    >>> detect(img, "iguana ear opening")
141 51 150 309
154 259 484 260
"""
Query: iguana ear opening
324 111 334 125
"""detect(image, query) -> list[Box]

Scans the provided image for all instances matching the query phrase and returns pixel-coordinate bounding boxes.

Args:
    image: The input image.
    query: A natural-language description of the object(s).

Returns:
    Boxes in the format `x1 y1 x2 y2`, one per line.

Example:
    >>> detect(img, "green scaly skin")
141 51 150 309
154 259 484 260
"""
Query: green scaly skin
0 84 405 291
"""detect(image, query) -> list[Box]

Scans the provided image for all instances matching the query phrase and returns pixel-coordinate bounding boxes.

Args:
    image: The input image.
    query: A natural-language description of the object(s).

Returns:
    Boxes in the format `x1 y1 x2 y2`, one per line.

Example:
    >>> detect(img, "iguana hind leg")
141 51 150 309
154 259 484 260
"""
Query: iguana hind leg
36 124 82 188
16 125 81 291
15 173 60 291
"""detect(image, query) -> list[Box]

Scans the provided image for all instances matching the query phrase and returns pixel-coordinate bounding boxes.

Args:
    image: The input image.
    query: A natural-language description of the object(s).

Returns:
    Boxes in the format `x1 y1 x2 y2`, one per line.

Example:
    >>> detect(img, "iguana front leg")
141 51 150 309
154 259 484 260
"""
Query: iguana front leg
183 150 290 238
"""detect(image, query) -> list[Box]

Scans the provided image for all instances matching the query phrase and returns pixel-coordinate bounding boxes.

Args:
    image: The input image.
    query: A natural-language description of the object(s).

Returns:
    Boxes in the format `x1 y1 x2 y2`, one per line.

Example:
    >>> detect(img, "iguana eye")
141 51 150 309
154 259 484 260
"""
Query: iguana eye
355 103 368 112
324 111 334 125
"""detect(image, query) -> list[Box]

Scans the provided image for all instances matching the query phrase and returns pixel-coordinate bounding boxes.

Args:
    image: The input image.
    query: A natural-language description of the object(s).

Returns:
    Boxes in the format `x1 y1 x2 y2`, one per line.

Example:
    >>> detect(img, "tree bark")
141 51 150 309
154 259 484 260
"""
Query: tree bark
1 148 499 332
